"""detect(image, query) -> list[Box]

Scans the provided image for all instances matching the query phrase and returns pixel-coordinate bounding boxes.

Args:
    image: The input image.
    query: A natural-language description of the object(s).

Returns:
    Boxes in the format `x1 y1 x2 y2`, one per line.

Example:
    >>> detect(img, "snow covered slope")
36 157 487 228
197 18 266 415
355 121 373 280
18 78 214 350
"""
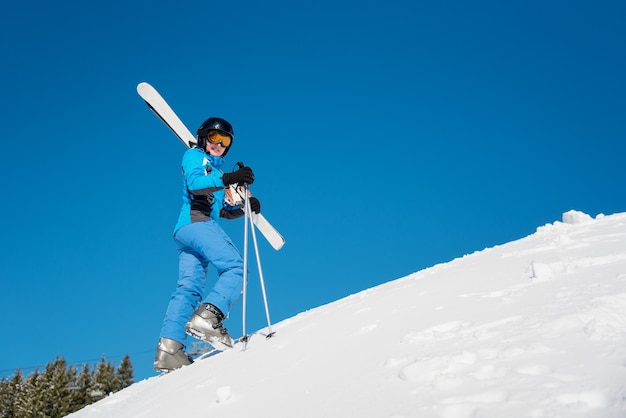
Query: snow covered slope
69 210 626 418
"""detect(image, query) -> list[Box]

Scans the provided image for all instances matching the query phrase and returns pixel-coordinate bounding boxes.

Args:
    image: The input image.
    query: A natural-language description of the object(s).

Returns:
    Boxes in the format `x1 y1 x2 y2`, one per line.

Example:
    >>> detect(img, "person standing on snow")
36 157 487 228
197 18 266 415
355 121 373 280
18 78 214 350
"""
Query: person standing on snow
154 117 261 373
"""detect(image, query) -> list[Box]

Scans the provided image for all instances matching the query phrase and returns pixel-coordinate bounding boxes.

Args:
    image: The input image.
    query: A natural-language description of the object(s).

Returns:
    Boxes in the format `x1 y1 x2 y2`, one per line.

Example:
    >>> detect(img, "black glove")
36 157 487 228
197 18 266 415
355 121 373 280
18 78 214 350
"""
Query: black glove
248 197 261 214
222 166 254 186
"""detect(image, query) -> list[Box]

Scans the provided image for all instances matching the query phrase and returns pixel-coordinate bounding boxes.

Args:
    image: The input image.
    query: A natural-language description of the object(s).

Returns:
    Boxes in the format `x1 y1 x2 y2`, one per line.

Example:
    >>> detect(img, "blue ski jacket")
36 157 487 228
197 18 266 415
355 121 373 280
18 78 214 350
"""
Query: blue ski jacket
174 148 243 234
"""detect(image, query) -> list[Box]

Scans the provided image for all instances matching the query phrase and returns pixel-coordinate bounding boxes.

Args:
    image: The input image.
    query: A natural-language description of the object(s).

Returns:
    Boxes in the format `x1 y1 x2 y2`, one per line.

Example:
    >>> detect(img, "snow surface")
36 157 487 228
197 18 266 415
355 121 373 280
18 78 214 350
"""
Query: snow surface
68 210 626 418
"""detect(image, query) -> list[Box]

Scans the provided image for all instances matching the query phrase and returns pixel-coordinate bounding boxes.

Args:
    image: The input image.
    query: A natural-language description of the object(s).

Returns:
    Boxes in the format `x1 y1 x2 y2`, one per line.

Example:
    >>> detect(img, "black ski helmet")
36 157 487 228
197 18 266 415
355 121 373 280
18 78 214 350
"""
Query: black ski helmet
196 117 234 156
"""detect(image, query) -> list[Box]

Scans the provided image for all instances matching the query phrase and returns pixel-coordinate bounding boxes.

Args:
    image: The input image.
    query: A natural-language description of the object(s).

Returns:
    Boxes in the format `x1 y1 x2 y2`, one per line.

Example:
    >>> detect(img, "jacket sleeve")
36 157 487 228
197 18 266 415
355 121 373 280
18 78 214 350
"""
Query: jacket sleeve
182 149 224 192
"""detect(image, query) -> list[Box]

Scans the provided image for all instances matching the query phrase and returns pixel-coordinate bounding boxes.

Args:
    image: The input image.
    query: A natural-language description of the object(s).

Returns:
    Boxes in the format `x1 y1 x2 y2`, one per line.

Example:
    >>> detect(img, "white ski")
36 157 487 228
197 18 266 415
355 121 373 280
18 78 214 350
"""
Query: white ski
137 82 285 250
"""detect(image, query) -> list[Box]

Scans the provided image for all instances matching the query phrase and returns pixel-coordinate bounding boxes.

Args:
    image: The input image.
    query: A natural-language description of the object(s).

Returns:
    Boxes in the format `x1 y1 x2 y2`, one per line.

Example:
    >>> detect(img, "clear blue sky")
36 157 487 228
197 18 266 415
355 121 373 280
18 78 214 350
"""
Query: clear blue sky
1 0 624 382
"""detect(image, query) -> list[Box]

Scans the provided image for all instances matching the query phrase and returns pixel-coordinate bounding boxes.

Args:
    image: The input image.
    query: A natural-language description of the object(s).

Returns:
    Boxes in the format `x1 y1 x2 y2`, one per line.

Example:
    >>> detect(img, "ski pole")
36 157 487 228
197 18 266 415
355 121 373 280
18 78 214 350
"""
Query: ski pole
248 201 275 338
240 185 250 346
237 162 275 344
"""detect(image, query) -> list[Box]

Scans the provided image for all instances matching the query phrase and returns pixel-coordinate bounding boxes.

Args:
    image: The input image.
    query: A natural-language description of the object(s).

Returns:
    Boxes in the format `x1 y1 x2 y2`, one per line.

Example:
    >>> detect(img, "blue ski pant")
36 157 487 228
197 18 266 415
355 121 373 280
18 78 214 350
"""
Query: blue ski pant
160 220 244 345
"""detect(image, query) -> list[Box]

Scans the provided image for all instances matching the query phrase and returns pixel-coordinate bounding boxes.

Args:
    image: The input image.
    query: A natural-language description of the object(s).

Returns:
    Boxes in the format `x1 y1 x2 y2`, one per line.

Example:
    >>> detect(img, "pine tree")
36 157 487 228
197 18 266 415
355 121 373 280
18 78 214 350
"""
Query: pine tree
114 354 135 392
37 357 75 417
92 355 115 399
0 378 10 418
68 363 93 412
14 368 40 417
0 370 22 418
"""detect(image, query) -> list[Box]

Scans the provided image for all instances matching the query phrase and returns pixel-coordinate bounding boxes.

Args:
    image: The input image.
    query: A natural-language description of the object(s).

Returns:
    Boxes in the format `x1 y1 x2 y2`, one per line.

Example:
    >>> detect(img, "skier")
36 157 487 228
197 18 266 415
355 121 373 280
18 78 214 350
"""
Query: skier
154 117 261 372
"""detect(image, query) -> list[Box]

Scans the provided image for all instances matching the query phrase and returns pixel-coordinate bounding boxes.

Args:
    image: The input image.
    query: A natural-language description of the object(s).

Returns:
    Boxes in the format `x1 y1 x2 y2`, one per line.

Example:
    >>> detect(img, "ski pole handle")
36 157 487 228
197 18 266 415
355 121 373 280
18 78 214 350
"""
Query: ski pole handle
236 161 252 187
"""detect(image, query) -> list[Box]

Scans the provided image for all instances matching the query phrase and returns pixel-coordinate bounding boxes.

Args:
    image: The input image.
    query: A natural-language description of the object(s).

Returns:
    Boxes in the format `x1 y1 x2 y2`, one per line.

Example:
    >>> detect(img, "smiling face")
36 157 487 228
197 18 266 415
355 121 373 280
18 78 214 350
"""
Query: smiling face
205 141 226 157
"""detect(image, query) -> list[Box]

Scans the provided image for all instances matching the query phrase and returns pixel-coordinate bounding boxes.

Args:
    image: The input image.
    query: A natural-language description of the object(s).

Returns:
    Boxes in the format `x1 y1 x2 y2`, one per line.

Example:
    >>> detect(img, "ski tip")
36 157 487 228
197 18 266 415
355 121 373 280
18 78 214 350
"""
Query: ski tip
136 81 152 94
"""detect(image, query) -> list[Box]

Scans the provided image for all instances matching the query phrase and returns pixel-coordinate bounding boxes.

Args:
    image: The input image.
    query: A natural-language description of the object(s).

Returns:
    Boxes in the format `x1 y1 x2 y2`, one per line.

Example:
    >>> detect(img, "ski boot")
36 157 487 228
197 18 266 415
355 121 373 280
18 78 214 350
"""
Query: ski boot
185 303 234 350
154 338 193 373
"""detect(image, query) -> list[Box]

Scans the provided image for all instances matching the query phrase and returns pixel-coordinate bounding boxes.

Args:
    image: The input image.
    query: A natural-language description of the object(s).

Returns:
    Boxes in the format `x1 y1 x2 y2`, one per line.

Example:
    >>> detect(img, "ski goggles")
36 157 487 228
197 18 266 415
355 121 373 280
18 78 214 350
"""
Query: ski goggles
207 131 232 147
